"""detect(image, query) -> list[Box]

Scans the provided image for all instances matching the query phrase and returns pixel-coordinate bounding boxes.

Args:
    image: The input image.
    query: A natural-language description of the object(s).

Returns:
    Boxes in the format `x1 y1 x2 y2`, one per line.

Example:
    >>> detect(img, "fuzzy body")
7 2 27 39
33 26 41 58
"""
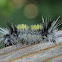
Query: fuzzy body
0 16 62 47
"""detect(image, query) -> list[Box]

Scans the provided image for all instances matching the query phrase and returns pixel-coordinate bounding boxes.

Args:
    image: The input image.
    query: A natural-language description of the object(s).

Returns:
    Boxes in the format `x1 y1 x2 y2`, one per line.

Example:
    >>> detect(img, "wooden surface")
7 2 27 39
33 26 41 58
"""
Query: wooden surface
0 42 62 62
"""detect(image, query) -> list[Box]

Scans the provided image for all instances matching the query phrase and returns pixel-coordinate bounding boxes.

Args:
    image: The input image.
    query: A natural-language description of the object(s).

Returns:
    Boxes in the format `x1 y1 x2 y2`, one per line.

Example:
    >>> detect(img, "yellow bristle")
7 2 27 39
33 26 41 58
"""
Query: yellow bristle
24 24 29 30
36 24 40 30
17 24 22 29
21 24 25 29
39 24 43 30
33 25 37 30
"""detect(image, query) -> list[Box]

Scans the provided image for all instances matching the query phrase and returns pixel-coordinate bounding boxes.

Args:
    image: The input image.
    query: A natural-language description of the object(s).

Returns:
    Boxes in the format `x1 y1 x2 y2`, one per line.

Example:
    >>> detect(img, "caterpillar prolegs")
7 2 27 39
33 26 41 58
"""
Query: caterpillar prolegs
0 16 62 47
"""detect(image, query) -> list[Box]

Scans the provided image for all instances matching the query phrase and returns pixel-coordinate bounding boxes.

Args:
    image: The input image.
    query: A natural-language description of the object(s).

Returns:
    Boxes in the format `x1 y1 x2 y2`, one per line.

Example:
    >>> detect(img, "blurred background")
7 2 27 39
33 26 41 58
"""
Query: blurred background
0 0 62 48
0 0 62 27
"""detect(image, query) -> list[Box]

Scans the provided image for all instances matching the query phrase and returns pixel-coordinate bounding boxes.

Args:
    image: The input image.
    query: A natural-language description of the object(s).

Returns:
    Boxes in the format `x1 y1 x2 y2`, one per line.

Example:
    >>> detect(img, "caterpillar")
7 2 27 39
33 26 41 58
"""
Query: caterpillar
0 16 62 47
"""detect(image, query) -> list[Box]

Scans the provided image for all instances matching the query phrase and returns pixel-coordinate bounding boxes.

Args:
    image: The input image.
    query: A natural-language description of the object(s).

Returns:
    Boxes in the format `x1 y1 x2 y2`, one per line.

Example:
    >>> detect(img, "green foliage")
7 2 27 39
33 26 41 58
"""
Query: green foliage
0 0 7 7
0 0 62 27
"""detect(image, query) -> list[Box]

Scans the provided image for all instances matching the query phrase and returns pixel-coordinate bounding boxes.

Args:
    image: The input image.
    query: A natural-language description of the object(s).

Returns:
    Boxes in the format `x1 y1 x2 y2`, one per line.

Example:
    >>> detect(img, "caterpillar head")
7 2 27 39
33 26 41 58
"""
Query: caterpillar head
0 27 11 47
2 23 19 47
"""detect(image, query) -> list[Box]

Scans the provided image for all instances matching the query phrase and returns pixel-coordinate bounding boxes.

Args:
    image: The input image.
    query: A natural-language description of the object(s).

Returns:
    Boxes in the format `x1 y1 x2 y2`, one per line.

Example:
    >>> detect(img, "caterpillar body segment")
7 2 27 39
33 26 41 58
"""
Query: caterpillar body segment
0 16 62 47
